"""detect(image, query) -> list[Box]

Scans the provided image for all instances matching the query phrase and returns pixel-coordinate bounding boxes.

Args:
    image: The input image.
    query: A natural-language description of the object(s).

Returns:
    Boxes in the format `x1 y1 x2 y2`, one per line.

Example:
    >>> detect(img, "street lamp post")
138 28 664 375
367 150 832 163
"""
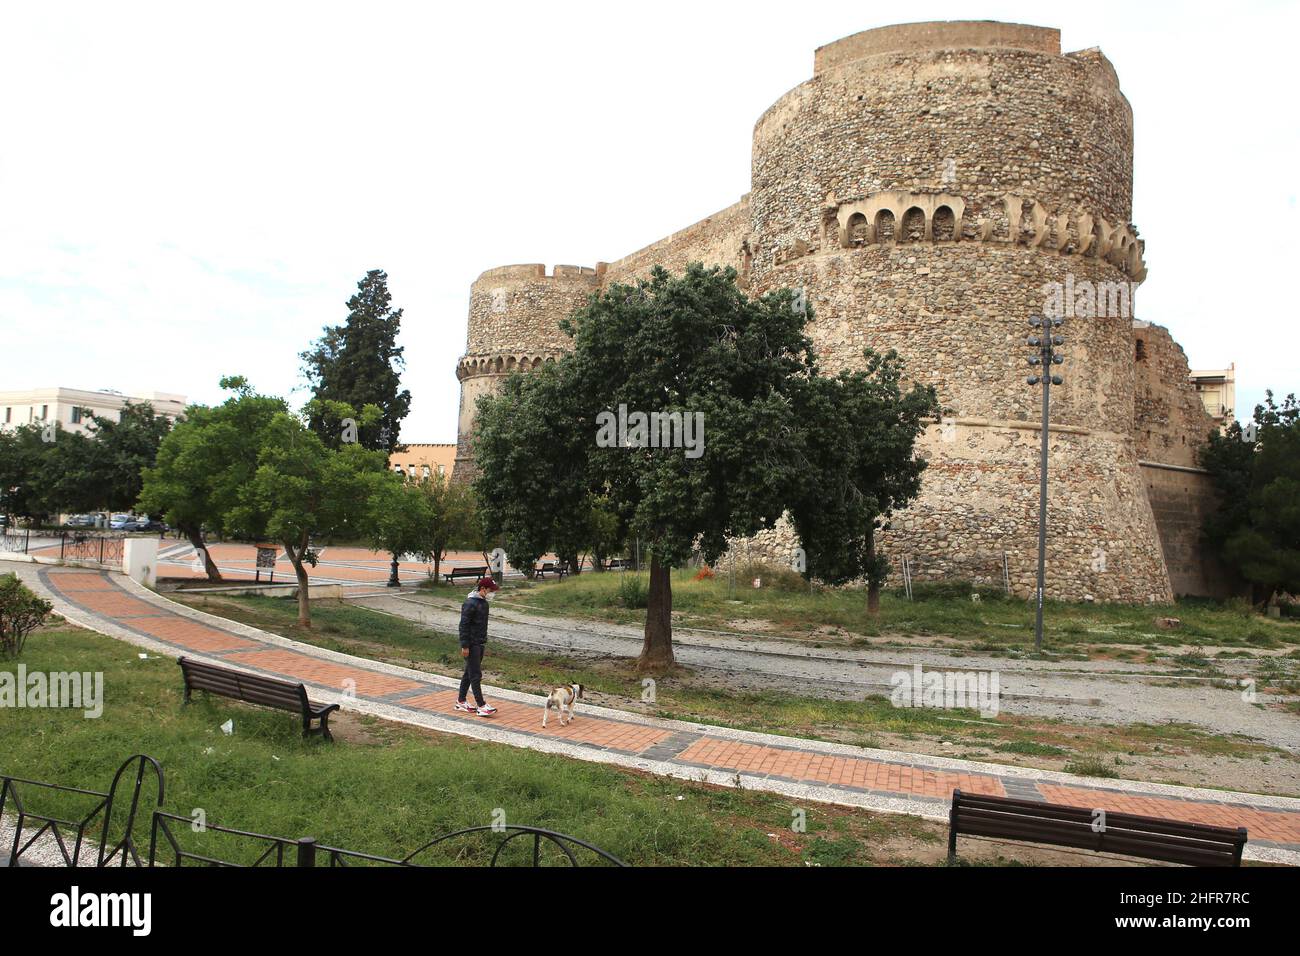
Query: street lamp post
1026 316 1064 653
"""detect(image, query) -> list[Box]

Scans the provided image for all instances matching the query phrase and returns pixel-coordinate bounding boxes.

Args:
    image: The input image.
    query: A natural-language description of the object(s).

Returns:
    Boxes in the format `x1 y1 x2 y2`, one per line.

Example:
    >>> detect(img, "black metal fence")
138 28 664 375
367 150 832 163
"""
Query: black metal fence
0 528 31 555
59 531 125 566
4 755 626 868
1 755 162 867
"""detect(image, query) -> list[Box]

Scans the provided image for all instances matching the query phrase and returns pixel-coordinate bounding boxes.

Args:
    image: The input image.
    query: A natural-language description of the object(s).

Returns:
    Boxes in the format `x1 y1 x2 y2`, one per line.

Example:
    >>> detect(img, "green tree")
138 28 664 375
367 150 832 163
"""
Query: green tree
227 410 388 626
301 269 412 453
364 471 431 587
474 264 815 672
1200 391 1300 605
787 350 940 612
138 377 288 581
0 421 101 523
473 363 591 578
81 402 173 514
0 573 51 659
410 470 477 584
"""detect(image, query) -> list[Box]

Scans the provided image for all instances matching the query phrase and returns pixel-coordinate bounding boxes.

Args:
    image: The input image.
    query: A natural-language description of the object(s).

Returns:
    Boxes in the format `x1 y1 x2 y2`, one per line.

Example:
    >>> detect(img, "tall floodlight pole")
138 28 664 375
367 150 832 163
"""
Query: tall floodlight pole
1026 317 1064 653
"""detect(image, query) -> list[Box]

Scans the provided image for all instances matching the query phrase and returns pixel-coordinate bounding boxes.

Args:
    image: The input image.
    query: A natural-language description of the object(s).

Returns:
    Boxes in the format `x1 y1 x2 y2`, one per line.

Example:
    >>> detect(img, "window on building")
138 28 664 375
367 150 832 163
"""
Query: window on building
40 404 48 420
1135 339 1146 363
3 407 10 423
70 407 82 424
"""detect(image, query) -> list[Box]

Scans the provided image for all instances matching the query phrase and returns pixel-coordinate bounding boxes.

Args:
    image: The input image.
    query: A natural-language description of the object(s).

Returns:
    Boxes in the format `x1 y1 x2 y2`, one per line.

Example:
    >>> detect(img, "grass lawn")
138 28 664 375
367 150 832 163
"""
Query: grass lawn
1 624 963 867
484 570 1300 660
169 593 1294 793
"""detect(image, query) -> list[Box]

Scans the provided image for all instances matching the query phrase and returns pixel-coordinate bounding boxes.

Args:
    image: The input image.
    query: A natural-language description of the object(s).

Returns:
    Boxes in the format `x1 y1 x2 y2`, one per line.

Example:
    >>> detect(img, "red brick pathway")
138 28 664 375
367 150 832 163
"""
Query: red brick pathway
34 568 1300 854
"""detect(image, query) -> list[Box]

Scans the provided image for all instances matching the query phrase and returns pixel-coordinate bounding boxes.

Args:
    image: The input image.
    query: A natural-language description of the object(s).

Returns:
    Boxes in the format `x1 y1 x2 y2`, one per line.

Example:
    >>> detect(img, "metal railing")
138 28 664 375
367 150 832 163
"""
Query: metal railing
59 531 125 567
0 528 29 554
3 755 626 868
1 754 163 867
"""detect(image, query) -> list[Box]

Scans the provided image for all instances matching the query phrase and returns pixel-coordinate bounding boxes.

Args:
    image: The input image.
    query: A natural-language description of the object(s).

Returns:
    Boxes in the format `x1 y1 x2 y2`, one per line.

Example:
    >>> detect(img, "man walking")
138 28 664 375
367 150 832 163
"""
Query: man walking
455 575 500 716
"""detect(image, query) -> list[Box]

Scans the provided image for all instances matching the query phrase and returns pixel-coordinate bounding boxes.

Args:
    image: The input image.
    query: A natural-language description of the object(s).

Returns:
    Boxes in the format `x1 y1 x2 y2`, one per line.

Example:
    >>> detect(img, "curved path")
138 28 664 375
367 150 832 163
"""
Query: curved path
351 592 1300 751
11 562 1300 865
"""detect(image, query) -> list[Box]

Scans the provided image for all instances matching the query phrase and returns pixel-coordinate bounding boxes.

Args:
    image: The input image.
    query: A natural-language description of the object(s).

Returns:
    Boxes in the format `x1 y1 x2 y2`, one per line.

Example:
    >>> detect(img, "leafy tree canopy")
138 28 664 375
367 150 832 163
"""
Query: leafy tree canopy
301 269 412 453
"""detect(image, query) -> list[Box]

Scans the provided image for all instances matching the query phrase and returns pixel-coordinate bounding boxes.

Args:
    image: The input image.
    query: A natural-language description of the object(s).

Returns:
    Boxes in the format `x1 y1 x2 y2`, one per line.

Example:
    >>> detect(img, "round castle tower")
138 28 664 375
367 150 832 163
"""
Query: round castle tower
748 21 1168 601
454 21 1183 602
454 263 600 481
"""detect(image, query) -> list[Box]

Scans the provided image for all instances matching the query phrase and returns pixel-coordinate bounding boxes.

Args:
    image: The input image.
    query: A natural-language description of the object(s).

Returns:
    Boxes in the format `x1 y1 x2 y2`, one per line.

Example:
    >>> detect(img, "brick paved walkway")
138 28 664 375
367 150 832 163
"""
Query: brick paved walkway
23 566 1300 864
138 541 567 586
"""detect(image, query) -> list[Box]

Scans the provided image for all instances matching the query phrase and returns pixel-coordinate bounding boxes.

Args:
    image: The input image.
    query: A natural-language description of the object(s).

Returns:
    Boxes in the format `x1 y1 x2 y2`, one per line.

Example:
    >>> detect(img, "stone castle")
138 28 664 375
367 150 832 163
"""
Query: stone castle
454 20 1229 602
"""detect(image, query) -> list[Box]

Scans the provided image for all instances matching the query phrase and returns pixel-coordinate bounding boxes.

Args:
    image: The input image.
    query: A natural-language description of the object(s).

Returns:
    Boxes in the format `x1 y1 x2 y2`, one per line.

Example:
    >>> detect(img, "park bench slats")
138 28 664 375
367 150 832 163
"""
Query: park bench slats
535 561 567 579
445 565 489 583
178 657 339 741
948 790 1246 866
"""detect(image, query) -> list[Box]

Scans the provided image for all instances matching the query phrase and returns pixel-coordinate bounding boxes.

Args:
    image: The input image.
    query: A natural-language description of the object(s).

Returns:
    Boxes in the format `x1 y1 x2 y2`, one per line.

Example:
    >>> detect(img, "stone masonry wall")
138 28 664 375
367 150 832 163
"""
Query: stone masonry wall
1134 322 1218 468
451 21 1222 599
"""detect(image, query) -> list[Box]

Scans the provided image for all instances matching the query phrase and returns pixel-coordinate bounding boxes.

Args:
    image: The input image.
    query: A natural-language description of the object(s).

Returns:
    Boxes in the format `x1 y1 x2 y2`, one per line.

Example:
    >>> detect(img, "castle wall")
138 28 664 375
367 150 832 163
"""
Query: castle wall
757 242 1169 602
451 20 1225 601
600 197 751 286
1140 463 1236 598
1134 322 1217 468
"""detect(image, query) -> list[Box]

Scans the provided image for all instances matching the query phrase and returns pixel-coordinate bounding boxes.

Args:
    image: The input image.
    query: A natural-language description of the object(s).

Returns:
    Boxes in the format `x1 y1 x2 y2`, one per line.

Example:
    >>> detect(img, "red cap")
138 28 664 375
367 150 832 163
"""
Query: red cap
476 577 500 592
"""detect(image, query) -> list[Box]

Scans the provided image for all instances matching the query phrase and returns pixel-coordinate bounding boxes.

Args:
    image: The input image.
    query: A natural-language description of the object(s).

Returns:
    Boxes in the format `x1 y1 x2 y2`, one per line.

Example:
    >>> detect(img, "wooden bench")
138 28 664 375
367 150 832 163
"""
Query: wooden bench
535 561 567 580
178 657 340 741
947 790 1247 867
445 565 489 584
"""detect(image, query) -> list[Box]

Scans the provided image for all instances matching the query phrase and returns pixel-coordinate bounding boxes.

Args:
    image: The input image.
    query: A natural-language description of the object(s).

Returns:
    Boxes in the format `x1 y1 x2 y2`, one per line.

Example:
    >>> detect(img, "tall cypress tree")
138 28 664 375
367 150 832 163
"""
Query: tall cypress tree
302 269 412 452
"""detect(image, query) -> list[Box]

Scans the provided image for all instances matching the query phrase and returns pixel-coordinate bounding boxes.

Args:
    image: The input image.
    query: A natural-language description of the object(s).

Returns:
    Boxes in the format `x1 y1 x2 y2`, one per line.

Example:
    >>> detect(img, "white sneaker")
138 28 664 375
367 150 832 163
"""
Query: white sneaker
453 700 474 714
475 704 498 717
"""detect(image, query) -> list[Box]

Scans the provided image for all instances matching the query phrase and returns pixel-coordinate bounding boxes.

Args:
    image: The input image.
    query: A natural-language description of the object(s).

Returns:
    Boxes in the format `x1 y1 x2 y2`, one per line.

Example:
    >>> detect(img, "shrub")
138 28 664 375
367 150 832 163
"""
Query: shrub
909 579 1009 603
617 573 649 609
0 573 53 659
736 561 807 593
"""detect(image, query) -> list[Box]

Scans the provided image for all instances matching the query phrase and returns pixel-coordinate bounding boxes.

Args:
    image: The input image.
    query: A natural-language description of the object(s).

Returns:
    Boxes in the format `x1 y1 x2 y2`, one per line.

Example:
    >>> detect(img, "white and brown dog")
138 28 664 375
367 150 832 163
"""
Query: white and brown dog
542 683 584 728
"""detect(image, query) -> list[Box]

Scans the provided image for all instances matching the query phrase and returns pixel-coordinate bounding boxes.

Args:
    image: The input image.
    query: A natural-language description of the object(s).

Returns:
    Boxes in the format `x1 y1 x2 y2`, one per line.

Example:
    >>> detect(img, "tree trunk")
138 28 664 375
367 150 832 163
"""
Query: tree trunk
183 525 222 582
866 528 880 615
433 553 442 585
285 537 312 627
637 553 674 672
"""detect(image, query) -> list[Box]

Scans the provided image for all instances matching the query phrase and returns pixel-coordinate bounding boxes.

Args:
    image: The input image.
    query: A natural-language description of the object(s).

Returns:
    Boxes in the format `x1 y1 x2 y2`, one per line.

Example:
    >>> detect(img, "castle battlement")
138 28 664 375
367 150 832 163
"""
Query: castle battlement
813 21 1061 73
474 263 601 284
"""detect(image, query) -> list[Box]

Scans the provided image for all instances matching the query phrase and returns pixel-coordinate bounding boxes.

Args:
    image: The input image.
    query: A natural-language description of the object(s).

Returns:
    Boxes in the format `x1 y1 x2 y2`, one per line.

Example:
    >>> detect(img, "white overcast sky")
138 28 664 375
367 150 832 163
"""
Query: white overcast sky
2 0 1296 441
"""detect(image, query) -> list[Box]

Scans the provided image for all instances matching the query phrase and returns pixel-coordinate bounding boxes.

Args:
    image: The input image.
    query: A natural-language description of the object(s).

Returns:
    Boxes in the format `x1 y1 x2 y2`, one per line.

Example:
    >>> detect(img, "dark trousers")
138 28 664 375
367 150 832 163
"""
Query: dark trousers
458 644 485 706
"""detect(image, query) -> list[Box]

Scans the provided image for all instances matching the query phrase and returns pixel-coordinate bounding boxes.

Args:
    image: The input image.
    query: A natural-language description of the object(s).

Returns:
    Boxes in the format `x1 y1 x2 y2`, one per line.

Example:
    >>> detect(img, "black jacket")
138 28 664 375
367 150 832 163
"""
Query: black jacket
459 593 489 648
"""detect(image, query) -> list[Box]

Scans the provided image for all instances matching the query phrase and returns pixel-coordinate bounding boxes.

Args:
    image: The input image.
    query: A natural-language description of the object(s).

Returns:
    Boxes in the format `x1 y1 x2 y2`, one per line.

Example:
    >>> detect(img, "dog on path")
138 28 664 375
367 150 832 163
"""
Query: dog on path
542 683 584 728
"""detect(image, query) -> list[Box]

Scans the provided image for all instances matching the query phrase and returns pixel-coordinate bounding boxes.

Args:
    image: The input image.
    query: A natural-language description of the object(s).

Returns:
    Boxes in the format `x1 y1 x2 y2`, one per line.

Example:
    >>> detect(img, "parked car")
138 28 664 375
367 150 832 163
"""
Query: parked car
65 514 96 528
121 518 168 533
109 513 133 530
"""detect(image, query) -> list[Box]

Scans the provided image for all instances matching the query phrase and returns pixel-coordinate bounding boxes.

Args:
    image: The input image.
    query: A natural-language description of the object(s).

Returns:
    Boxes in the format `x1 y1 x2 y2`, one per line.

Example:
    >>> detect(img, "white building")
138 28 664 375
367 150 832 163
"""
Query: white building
1189 365 1236 433
0 387 187 435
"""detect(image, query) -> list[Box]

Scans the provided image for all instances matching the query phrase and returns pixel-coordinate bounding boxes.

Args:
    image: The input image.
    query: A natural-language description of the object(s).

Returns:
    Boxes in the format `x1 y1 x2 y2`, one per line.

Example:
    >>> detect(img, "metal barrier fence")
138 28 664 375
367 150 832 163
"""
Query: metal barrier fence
59 531 125 566
0 528 31 555
4 755 626 868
